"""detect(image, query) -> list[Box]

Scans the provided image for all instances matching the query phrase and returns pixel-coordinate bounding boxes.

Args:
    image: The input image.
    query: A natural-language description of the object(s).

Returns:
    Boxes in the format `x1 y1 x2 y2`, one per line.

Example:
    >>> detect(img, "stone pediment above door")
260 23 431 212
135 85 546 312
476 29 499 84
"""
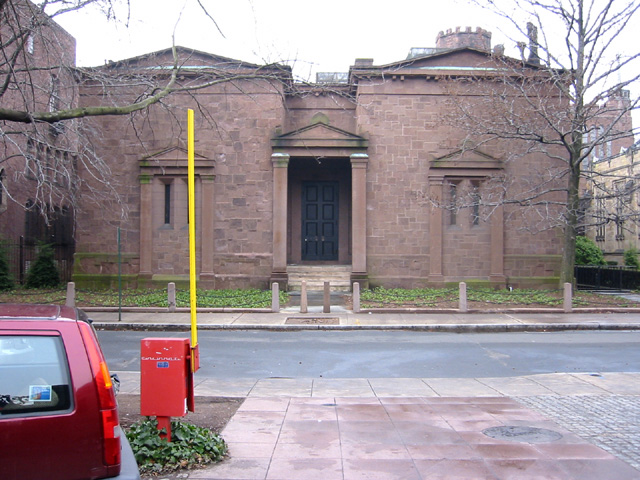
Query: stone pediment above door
271 123 368 156
430 148 502 174
139 146 215 176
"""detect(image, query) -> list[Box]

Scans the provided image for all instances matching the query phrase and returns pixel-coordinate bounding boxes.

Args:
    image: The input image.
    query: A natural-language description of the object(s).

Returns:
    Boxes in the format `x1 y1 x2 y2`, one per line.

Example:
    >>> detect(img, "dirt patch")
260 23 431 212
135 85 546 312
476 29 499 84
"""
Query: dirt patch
285 317 340 325
117 394 243 433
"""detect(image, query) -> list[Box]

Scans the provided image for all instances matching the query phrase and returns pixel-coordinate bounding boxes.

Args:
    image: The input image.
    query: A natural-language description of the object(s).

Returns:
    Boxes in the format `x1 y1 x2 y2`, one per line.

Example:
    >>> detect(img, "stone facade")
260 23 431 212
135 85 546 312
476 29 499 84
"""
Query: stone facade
0 0 78 281
584 142 640 264
1 17 573 290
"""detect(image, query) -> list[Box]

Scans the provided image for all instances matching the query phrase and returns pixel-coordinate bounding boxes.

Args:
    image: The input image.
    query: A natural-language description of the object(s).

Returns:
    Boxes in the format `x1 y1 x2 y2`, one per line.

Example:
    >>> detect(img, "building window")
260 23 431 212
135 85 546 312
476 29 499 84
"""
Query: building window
596 196 606 242
164 182 171 225
448 181 458 225
471 182 481 226
48 76 59 112
615 181 626 240
0 169 6 212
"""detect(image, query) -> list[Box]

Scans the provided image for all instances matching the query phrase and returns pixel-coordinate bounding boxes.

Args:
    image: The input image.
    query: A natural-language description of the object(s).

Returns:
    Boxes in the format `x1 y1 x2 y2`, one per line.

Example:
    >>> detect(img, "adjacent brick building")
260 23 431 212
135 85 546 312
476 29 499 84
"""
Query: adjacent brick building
584 140 640 264
0 0 77 281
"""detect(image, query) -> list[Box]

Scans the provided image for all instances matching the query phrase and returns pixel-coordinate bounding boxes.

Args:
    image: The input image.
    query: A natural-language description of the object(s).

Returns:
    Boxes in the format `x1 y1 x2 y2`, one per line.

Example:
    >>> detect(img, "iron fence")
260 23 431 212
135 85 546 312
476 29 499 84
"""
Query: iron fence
575 265 640 290
3 237 74 284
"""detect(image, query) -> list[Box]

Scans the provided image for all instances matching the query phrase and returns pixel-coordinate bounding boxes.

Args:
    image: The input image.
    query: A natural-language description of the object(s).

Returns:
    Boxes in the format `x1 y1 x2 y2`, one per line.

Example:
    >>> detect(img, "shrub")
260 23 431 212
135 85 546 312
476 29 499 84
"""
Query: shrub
0 241 13 291
25 243 60 288
575 236 606 266
624 247 640 269
126 418 227 474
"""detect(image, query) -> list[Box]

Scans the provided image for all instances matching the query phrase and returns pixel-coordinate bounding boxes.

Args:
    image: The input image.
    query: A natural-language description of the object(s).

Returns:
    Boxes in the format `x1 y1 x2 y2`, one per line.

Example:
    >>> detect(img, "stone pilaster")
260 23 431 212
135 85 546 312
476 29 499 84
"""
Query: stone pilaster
490 204 506 286
351 153 369 288
200 175 216 285
271 153 289 288
429 176 444 284
139 175 152 279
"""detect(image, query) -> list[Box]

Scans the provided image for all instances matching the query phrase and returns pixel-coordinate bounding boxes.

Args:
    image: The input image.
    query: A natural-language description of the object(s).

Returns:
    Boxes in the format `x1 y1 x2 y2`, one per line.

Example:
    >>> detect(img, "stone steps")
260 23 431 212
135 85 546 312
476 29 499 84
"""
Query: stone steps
287 265 352 292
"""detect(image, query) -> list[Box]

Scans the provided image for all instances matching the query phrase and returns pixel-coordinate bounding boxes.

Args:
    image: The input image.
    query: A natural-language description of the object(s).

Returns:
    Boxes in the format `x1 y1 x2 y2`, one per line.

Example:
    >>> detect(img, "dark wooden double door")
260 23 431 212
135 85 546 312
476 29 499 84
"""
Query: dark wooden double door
302 181 338 261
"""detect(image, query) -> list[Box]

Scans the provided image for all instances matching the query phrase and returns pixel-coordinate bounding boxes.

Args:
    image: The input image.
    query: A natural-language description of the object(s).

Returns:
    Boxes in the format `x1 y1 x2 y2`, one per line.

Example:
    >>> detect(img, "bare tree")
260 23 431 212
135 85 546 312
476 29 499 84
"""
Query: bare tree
447 0 639 285
0 0 290 222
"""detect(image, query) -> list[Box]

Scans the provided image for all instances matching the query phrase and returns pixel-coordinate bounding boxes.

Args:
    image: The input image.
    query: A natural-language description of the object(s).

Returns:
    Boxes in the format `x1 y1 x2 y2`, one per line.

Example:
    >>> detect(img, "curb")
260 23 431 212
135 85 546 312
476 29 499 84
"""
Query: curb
81 307 640 314
92 322 640 333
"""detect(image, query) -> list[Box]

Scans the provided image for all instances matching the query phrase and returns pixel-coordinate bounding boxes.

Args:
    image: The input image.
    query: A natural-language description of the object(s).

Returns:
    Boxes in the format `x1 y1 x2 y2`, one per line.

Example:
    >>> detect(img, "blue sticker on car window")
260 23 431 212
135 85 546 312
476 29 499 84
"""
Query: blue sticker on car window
29 385 52 402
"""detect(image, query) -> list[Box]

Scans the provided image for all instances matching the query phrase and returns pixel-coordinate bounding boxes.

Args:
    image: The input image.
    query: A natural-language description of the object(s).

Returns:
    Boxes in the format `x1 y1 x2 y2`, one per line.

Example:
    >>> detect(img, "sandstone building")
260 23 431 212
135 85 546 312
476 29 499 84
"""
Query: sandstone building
584 140 640 264
1 17 571 290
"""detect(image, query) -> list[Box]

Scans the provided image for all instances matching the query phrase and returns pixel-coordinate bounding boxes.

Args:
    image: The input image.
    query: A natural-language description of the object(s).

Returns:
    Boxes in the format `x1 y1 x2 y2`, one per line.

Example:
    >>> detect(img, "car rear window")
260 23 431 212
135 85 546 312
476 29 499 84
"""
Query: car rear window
0 335 72 416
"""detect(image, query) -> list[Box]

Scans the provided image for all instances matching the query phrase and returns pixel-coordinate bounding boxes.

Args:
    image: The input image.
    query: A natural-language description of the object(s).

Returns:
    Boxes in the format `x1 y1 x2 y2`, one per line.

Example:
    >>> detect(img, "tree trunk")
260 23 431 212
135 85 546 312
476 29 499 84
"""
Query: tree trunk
559 154 581 287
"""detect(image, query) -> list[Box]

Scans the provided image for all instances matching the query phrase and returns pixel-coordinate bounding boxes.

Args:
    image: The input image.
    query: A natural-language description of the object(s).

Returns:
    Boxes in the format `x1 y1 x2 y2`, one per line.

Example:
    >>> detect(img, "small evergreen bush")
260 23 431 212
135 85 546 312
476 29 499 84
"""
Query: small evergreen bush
624 247 640 269
575 236 606 266
0 241 14 291
25 243 60 288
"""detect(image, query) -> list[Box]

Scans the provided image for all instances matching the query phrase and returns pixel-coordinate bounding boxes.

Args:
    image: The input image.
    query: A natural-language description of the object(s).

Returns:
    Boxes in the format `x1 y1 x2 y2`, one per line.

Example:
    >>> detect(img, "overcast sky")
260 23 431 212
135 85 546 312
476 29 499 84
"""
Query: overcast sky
56 0 521 79
54 0 639 130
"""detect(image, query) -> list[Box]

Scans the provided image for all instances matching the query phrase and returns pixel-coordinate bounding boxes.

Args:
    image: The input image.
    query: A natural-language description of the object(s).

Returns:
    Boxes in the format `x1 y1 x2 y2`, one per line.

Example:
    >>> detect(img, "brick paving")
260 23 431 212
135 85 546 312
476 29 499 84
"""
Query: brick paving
518 395 640 472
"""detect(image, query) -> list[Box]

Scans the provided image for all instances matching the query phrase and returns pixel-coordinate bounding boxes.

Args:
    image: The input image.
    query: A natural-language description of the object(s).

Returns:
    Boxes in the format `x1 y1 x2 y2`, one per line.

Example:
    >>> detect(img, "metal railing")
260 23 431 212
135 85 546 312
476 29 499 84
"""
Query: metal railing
3 237 74 284
575 265 640 290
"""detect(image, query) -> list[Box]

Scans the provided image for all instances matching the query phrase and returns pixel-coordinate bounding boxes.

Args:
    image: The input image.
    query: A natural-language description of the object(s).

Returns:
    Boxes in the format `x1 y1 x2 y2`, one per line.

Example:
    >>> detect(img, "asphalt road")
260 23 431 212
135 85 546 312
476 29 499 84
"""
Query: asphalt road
97 329 640 378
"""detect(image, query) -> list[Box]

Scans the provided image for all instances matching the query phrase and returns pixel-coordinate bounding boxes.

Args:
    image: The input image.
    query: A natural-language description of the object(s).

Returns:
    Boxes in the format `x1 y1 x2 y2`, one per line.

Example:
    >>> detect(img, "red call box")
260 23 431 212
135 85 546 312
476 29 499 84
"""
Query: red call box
140 338 195 417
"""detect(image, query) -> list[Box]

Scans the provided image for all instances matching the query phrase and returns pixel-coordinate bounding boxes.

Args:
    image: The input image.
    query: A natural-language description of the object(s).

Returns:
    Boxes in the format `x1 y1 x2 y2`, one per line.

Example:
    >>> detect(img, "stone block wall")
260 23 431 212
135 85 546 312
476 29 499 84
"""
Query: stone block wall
75 67 286 288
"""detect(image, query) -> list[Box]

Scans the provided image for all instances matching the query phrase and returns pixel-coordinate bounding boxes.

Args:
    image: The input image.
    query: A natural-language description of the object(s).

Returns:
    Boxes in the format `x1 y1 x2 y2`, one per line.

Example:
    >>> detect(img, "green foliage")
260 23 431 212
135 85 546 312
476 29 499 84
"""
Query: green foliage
0 241 14 291
624 247 640 269
0 287 286 308
126 417 227 474
467 288 561 306
25 244 60 288
176 288 285 309
575 236 606 266
361 287 456 307
361 286 568 308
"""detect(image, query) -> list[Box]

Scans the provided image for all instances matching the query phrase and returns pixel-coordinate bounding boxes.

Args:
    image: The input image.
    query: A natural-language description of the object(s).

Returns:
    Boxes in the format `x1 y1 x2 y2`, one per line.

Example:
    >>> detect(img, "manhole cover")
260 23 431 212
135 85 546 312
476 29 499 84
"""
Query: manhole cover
285 317 340 325
482 426 563 444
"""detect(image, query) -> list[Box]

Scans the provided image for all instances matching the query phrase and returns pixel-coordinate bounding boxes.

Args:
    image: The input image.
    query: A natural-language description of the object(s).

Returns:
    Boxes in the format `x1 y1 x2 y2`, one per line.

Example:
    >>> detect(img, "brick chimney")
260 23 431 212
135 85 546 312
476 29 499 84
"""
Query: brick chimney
436 27 492 52
527 22 540 65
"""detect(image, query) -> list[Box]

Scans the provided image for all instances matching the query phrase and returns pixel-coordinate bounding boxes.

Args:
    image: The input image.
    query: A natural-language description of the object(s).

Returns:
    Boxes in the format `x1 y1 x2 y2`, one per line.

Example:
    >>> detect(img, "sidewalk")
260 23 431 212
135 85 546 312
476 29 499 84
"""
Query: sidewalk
89 308 640 332
118 371 640 480
102 309 640 479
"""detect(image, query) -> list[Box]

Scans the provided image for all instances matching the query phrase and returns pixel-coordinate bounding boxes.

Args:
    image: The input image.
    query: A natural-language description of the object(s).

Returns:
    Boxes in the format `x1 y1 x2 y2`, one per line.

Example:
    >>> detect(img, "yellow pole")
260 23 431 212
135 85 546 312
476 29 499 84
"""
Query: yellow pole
187 109 198 370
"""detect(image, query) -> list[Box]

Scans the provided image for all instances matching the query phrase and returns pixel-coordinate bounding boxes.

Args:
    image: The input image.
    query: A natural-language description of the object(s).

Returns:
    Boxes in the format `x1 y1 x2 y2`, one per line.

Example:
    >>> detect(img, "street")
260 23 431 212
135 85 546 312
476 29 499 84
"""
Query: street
97 330 640 378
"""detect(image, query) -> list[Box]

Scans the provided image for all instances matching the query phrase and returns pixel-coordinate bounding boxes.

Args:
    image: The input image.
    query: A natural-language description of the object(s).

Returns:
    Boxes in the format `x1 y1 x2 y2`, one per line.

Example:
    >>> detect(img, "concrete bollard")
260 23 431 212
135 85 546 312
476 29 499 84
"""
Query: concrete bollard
66 282 75 307
353 282 360 313
167 282 176 312
323 281 330 313
459 282 467 313
563 282 572 313
272 282 280 312
300 280 308 313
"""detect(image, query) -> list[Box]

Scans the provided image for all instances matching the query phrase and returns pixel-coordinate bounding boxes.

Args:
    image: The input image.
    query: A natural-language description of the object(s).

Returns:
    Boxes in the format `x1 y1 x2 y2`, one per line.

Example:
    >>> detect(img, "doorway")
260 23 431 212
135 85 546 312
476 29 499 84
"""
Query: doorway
302 181 339 261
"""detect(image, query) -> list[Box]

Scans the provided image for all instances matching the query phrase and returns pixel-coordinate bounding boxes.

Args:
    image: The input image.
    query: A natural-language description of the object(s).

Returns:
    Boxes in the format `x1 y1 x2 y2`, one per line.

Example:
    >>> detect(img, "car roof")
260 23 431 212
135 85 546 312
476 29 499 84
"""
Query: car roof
0 304 80 321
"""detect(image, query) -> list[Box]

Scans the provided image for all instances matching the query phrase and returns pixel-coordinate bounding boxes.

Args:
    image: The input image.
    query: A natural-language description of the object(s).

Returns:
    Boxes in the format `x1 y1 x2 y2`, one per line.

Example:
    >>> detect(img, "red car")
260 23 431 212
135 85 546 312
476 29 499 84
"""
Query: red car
0 304 140 480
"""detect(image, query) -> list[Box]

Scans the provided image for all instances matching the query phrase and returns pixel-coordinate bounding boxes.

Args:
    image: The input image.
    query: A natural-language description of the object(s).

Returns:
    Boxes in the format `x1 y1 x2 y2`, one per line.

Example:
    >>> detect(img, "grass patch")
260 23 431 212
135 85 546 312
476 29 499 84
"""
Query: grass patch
360 287 634 309
0 287 287 309
360 287 457 307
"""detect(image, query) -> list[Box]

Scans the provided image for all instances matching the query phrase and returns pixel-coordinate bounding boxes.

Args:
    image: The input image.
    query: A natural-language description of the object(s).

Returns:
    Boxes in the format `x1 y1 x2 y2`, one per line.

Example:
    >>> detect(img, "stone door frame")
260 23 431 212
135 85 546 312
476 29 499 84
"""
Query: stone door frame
270 152 368 289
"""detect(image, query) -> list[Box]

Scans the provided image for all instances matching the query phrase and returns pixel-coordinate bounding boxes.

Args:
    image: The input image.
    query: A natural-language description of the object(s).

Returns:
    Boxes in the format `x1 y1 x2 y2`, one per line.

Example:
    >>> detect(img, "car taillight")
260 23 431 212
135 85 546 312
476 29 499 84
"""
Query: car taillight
78 322 121 469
